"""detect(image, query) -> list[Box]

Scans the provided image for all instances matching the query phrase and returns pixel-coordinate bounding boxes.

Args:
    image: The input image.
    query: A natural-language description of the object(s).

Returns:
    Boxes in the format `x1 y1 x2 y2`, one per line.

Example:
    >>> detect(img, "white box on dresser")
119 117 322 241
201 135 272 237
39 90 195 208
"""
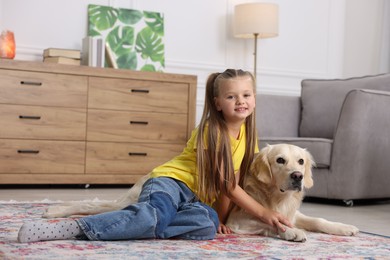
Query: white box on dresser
0 60 197 184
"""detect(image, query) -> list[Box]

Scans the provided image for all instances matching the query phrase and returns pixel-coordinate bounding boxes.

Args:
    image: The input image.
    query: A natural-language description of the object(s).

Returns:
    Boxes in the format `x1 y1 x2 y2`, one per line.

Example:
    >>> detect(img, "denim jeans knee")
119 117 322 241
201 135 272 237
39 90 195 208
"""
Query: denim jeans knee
155 199 219 240
140 178 219 240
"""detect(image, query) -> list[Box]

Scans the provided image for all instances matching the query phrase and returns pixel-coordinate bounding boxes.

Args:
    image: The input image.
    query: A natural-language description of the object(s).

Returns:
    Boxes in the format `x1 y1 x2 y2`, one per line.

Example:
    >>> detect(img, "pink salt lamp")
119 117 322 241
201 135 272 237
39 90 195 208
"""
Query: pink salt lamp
0 30 16 59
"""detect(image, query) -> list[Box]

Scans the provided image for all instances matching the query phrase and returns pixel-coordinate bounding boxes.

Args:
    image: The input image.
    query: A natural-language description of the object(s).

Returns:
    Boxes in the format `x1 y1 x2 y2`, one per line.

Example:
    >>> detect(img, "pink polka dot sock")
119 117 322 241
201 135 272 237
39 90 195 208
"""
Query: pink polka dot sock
17 219 82 243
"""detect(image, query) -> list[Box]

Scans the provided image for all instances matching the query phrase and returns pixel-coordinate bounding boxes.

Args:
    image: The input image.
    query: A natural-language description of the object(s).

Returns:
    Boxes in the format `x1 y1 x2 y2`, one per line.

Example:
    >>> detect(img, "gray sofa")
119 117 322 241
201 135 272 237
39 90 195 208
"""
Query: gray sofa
256 73 390 205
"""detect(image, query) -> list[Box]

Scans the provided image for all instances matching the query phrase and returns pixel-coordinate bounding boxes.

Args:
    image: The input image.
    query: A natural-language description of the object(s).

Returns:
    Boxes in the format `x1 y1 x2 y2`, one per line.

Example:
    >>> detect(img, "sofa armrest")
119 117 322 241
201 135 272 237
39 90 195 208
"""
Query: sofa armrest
329 89 390 199
256 94 301 138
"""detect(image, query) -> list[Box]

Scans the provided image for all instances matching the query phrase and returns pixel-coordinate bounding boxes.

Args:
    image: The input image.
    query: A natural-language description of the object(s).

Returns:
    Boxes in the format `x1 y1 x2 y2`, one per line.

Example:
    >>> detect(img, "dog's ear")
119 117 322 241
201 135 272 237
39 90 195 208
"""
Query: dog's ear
303 150 316 189
251 145 273 184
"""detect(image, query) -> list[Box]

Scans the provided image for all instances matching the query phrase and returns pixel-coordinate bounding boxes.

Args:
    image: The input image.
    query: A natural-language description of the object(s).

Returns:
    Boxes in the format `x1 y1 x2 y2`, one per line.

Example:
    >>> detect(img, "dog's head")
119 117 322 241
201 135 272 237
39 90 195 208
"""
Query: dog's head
250 144 315 193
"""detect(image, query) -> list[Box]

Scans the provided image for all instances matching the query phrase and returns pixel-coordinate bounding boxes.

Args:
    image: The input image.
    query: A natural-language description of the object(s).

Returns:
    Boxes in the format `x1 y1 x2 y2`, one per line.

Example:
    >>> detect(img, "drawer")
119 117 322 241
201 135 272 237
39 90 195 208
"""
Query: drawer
88 77 189 113
86 142 183 174
0 104 86 140
0 70 87 108
87 109 187 143
0 139 85 174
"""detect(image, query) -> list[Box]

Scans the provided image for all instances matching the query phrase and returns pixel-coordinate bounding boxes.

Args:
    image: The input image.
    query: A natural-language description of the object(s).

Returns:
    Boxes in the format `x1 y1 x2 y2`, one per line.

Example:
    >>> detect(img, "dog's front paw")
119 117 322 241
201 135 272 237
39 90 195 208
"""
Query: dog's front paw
279 227 307 242
336 224 359 236
320 222 359 236
42 205 70 218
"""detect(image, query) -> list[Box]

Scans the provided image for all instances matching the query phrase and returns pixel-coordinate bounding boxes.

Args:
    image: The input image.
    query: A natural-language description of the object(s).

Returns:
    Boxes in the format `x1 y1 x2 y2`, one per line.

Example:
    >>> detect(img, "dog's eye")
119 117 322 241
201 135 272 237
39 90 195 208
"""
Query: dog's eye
276 157 285 164
298 159 304 165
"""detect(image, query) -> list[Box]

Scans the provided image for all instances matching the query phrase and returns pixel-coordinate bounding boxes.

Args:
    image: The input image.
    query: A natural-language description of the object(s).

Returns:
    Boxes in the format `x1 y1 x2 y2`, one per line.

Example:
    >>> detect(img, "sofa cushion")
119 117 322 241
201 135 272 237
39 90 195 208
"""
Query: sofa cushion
300 73 390 139
256 94 301 137
259 137 333 168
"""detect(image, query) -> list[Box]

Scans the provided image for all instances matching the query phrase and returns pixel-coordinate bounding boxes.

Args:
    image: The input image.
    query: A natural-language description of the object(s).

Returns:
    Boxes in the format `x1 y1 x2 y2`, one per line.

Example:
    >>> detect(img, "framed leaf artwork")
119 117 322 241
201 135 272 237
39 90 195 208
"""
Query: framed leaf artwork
88 4 165 72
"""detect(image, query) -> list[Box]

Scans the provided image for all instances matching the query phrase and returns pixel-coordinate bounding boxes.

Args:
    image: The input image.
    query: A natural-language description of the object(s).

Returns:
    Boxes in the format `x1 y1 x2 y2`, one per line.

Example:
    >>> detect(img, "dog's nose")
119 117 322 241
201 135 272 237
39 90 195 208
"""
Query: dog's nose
290 171 303 181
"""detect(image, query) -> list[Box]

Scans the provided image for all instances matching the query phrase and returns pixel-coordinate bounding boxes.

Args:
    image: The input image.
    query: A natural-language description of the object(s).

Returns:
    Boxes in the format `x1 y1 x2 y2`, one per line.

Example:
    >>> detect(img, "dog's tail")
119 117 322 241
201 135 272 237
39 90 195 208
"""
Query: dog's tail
114 173 150 207
43 174 150 218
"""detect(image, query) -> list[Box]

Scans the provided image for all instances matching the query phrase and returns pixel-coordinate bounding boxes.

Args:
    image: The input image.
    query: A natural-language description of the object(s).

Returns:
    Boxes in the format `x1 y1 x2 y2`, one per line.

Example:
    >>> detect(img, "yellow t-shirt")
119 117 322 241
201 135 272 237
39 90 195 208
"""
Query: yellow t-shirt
150 123 258 201
151 124 259 201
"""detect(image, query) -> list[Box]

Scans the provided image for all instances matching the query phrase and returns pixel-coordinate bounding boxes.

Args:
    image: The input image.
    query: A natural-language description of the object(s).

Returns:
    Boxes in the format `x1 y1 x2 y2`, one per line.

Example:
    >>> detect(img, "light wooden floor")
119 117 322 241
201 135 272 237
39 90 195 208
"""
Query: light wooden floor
1 186 389 237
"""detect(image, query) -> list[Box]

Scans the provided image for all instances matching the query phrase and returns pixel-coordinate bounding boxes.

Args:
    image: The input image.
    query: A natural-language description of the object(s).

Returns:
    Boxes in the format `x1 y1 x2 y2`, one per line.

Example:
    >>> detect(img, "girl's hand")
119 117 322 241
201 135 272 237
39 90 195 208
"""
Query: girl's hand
260 208 293 232
218 224 232 234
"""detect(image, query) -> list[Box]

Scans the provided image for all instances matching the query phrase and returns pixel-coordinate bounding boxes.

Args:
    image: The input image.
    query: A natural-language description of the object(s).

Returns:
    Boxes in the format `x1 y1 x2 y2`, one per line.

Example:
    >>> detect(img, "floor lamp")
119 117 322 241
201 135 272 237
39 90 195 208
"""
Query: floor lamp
233 3 279 79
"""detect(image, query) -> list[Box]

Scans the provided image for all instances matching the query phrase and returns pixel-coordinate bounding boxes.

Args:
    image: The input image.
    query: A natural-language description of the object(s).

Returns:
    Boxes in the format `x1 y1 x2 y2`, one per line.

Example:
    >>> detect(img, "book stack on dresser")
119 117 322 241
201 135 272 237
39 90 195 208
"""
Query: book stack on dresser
43 48 81 66
0 60 196 184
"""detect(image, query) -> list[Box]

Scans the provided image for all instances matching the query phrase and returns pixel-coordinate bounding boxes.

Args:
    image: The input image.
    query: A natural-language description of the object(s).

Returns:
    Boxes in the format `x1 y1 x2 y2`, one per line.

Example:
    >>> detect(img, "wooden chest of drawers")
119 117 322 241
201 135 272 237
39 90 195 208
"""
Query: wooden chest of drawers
0 60 197 184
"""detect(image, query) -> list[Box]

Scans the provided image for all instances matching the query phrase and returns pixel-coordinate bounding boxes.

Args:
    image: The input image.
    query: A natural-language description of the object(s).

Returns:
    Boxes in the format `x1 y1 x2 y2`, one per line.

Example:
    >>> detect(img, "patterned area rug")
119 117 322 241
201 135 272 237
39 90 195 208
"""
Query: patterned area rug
1 202 389 259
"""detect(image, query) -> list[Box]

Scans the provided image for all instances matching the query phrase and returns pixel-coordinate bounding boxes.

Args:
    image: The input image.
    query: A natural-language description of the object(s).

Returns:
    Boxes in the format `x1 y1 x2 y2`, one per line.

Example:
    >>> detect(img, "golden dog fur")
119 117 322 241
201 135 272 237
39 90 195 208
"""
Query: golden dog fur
226 144 359 242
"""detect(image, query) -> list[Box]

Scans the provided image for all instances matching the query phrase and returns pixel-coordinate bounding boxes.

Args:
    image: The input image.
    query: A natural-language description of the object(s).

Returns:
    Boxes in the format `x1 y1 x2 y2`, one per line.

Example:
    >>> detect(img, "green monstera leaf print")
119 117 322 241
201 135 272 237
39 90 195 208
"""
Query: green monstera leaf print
106 25 137 69
117 51 138 70
88 4 165 71
89 5 118 31
135 27 164 65
141 64 157 72
106 26 135 55
144 11 164 35
118 9 143 25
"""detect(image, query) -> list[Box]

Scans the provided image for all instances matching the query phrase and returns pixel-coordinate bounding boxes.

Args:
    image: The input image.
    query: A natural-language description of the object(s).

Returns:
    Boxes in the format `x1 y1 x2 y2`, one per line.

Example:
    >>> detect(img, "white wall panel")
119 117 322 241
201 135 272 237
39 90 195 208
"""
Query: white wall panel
343 0 387 77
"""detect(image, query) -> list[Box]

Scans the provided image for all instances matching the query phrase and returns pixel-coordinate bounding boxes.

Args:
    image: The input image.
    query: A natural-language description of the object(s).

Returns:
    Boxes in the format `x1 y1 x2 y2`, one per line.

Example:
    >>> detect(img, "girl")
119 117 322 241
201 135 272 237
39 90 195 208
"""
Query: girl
18 69 291 243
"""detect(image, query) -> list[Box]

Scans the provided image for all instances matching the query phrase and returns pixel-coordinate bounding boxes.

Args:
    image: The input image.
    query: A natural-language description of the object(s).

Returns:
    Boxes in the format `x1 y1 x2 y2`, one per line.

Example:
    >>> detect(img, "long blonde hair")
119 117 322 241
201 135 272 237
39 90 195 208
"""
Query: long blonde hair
196 69 257 204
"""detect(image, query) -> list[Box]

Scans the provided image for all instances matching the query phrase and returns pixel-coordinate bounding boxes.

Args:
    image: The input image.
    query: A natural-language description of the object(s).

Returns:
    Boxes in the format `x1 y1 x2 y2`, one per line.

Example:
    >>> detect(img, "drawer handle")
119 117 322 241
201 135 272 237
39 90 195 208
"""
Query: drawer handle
20 81 42 86
131 89 149 94
130 121 149 125
17 150 40 154
19 115 41 120
128 152 147 156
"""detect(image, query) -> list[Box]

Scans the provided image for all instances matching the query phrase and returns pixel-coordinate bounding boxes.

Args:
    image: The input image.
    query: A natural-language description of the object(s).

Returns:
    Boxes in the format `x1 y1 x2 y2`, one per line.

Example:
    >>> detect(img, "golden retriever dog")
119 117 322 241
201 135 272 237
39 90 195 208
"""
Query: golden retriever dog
226 144 359 242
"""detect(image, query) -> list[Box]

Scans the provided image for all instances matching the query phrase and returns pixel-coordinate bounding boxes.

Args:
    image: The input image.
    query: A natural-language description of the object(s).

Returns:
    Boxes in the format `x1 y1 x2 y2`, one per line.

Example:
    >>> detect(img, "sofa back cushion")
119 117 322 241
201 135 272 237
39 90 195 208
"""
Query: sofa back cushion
300 73 390 139
256 94 301 137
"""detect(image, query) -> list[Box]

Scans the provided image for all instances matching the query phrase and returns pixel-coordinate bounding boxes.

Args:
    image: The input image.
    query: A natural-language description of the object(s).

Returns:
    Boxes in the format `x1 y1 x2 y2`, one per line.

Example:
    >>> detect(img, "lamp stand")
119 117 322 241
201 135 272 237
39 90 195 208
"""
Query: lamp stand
253 33 259 79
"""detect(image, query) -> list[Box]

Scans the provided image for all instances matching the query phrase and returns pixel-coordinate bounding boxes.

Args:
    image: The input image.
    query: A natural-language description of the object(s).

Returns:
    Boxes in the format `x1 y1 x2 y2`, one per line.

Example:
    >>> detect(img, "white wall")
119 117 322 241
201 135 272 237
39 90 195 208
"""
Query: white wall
343 0 388 77
1 0 388 124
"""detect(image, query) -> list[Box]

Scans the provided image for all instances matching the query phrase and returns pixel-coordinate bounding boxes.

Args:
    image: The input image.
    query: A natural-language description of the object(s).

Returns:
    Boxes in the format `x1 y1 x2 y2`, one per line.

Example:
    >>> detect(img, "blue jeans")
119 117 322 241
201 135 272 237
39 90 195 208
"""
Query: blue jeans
76 177 219 241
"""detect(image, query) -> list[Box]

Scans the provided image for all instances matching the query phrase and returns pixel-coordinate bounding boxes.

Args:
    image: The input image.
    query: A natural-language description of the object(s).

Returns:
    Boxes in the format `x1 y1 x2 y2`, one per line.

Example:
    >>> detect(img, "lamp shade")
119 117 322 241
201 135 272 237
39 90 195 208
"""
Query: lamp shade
234 3 279 39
